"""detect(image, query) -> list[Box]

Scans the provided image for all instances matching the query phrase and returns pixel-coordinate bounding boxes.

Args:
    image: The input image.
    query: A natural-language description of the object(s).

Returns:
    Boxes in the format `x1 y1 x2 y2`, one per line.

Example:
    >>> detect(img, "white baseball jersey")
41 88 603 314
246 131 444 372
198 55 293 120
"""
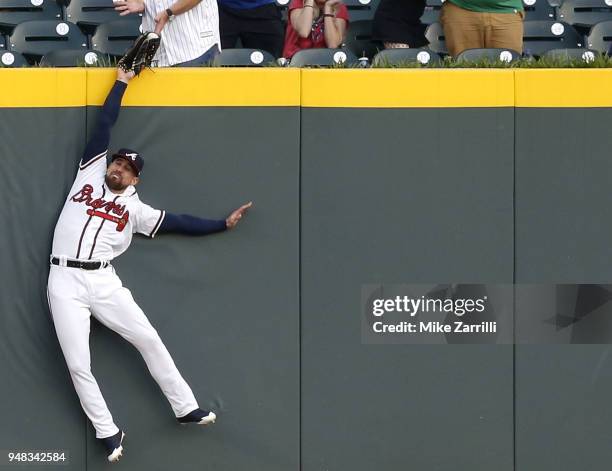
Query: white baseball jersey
51 151 165 262
142 0 220 66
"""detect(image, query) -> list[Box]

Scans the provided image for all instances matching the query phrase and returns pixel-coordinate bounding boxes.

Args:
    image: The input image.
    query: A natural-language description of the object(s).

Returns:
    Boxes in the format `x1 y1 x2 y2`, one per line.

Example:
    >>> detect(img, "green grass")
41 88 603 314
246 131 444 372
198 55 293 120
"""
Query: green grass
29 54 119 68
5 51 610 69
370 57 430 68
371 53 612 69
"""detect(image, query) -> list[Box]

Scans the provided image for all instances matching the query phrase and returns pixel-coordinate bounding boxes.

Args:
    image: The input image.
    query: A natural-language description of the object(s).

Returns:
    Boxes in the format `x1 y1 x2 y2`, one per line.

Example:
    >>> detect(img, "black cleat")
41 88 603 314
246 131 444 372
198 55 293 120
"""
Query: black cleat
177 408 217 426
100 430 125 463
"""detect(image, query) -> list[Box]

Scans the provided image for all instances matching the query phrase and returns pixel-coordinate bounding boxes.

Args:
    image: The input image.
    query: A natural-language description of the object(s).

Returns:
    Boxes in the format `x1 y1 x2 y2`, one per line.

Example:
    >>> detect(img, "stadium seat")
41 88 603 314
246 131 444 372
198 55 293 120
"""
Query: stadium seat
343 0 380 22
557 0 612 30
420 0 443 25
522 20 582 56
90 19 140 56
542 47 600 60
212 48 276 66
0 50 28 66
425 21 447 54
522 0 556 20
456 47 521 62
66 0 135 33
343 19 379 59
0 0 62 34
372 47 441 66
9 20 88 61
39 48 112 65
586 19 612 52
289 47 358 66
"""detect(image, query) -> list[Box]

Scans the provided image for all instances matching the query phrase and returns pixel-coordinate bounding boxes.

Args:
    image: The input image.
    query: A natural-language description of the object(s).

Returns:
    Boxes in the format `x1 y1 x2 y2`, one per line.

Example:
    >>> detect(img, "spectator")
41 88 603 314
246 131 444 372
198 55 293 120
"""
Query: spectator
440 0 524 57
218 0 285 58
372 0 428 49
282 0 349 60
115 0 221 66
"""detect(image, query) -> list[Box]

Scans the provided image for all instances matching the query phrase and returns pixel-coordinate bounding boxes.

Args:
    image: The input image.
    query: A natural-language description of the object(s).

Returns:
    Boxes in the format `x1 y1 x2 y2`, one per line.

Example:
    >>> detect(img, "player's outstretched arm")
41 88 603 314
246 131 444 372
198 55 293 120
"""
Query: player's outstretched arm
79 68 135 167
157 202 253 236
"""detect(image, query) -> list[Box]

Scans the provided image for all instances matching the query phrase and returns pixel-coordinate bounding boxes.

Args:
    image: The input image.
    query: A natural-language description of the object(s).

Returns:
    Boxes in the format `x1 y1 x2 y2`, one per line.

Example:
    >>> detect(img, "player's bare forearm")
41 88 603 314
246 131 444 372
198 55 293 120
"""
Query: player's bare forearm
116 67 135 84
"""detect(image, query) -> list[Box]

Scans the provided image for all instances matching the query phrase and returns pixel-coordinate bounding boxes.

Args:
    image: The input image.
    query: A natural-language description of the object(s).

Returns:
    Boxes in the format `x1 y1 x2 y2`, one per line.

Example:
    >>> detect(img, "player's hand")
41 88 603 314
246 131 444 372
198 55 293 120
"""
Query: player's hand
114 0 144 15
116 67 135 83
154 10 170 34
226 202 253 229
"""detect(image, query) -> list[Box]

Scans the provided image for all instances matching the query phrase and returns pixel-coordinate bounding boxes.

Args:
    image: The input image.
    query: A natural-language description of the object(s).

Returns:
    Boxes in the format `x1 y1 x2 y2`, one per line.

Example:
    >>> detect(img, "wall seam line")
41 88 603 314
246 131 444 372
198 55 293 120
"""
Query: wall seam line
512 68 517 471
298 68 303 471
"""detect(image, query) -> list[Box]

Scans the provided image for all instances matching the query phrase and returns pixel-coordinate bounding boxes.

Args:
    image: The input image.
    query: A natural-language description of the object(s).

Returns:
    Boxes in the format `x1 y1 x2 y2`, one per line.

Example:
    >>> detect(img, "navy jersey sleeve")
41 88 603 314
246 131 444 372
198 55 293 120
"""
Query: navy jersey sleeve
79 80 128 169
158 213 227 236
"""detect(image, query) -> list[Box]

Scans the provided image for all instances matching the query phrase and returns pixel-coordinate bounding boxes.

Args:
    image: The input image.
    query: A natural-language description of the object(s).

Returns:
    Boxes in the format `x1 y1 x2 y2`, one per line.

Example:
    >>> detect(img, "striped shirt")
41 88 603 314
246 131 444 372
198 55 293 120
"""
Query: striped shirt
142 0 221 66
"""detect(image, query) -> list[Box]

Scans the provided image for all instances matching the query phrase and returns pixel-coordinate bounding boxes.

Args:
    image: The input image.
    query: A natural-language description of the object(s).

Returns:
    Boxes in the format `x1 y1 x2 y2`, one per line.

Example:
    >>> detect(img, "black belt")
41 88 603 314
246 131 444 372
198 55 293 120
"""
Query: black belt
51 257 109 270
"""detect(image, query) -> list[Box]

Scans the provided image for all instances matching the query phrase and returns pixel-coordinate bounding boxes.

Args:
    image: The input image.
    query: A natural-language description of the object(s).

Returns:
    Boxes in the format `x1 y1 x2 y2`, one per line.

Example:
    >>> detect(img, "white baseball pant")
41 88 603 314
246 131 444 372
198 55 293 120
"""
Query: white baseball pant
47 263 199 438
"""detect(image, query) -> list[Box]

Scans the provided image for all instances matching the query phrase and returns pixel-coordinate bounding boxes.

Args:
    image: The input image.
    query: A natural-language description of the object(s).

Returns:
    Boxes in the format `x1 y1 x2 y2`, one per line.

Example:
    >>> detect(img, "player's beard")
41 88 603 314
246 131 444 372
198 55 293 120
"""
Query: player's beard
105 174 129 192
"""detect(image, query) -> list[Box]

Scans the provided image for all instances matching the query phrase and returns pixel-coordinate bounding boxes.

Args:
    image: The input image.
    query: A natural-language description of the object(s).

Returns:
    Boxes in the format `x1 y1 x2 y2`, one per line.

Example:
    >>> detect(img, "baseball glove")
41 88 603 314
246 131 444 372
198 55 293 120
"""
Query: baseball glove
118 32 161 75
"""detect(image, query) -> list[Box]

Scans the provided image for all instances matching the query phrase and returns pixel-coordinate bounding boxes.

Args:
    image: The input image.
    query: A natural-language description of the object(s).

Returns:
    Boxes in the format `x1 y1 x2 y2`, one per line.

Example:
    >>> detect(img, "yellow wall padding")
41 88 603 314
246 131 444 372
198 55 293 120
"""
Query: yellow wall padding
1 68 612 108
514 69 612 108
300 69 515 108
0 69 86 108
86 68 301 107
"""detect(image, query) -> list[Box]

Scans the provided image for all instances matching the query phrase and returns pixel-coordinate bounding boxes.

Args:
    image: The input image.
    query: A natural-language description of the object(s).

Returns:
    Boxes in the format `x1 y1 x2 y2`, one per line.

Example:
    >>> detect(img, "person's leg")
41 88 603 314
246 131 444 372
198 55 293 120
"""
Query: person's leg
47 266 120 439
440 1 486 57
485 10 524 53
221 33 240 50
219 4 241 50
372 0 427 48
90 268 198 418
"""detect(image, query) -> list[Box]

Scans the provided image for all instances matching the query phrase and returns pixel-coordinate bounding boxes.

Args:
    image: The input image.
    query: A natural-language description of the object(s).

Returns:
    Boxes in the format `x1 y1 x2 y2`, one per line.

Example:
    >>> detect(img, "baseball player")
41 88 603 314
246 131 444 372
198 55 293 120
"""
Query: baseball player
47 67 251 463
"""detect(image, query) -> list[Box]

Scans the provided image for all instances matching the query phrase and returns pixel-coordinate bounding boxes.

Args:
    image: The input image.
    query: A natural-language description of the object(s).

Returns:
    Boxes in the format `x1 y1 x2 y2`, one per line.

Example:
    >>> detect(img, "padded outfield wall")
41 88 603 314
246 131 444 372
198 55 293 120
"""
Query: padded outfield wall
0 69 611 471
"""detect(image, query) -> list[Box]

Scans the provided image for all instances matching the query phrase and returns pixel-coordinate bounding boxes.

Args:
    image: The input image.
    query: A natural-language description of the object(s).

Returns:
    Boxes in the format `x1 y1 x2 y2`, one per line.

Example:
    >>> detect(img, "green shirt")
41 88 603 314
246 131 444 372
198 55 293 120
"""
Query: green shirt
448 0 523 13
